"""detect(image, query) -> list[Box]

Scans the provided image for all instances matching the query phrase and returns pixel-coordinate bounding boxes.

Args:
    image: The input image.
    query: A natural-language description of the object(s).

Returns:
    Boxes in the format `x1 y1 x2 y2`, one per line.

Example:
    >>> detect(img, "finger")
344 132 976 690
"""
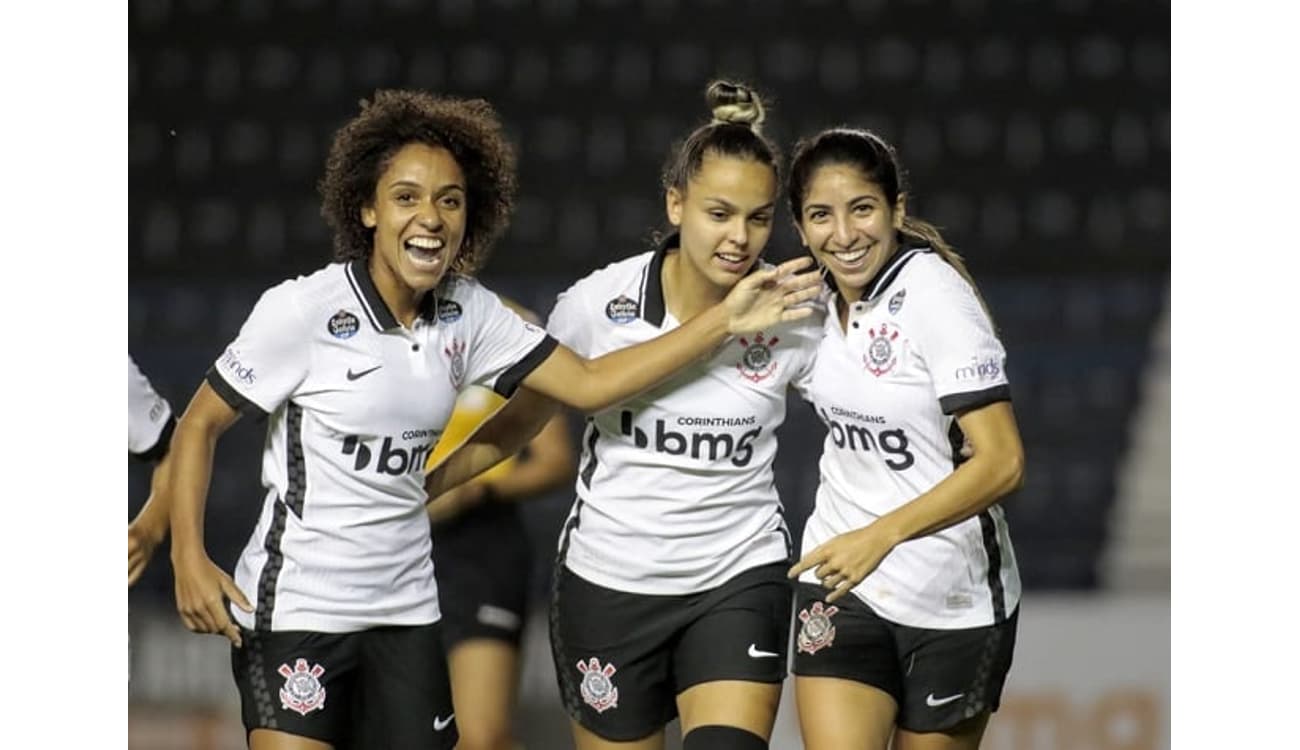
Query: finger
128 558 143 587
788 551 825 578
224 621 244 649
785 283 824 305
222 576 255 613
826 581 853 603
773 256 814 276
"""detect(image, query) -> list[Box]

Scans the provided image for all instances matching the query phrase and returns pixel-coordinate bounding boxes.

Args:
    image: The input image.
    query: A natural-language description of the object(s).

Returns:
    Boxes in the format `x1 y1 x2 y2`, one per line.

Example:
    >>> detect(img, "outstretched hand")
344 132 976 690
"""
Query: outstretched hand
724 256 823 334
173 551 254 647
788 524 898 603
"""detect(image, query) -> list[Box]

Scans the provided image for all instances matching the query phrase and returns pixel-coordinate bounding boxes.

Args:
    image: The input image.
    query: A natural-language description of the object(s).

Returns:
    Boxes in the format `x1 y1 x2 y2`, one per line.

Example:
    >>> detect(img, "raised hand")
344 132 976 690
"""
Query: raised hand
723 256 823 334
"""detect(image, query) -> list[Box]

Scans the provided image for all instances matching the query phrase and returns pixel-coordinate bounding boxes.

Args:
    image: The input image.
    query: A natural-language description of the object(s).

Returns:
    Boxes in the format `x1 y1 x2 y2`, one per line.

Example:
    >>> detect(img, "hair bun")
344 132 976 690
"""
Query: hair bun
706 80 765 132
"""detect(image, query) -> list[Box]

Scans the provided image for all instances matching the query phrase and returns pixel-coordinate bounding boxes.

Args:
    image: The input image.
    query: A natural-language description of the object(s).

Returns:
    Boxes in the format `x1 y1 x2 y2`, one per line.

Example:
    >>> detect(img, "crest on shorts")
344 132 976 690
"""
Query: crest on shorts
576 657 619 713
797 601 840 655
864 323 901 377
445 338 467 389
735 332 779 383
278 658 326 716
328 310 360 339
605 295 640 324
888 289 906 315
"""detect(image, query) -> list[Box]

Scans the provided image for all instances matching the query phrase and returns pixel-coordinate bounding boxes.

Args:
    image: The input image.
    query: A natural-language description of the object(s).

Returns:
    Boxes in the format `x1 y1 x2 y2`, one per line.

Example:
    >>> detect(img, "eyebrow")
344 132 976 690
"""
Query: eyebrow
803 194 878 212
387 180 466 193
704 197 776 213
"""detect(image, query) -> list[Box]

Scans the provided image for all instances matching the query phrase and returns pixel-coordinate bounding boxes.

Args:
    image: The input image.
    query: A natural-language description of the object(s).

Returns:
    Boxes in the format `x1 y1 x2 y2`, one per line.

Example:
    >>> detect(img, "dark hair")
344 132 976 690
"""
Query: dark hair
660 80 782 197
788 127 990 315
319 89 517 275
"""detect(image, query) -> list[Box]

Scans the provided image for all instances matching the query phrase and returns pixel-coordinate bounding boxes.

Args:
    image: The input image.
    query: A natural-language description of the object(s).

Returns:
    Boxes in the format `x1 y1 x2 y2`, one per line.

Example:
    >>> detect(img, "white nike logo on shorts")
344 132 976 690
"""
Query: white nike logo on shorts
925 692 964 707
747 644 779 659
434 714 455 731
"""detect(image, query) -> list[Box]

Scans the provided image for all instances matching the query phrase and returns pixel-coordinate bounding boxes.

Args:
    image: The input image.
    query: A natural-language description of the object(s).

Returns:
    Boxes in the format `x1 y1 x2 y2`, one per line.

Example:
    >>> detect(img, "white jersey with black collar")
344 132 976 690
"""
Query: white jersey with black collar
548 245 822 595
799 246 1021 629
128 355 174 461
206 260 556 633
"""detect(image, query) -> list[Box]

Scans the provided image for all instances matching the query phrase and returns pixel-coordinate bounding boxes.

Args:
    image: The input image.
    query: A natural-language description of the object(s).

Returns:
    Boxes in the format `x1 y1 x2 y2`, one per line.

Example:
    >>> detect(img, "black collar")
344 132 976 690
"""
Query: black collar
639 234 673 327
855 236 931 303
345 259 437 331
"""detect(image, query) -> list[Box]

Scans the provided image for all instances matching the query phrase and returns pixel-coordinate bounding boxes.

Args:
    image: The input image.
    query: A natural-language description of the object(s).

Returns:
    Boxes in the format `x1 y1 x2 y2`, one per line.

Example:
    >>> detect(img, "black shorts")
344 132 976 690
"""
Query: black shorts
550 562 793 742
432 501 532 649
230 622 458 749
791 582 1018 733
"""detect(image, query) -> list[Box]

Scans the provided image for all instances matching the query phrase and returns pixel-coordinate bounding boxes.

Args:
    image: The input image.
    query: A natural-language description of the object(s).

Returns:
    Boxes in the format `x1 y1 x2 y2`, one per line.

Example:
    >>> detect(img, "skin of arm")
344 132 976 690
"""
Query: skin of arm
167 382 254 644
127 450 174 586
789 401 1025 602
425 387 560 501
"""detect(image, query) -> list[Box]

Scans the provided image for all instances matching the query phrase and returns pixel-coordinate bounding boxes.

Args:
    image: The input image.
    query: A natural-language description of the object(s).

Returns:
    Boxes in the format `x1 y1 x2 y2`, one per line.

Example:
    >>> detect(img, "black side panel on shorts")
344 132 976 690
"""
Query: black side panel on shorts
550 500 585 720
977 511 1007 622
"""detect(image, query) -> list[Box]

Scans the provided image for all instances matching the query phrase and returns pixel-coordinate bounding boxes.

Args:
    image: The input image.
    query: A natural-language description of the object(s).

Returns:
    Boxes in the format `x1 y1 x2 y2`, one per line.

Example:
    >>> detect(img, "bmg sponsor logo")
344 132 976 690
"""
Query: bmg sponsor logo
340 435 435 475
819 408 914 470
619 411 761 467
220 348 257 385
954 356 1002 382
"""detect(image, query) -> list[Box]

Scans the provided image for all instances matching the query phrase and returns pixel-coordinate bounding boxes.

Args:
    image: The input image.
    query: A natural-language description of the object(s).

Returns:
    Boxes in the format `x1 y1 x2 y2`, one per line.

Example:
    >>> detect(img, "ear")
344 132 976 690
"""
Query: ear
361 204 377 229
665 187 684 227
794 219 810 249
893 193 908 230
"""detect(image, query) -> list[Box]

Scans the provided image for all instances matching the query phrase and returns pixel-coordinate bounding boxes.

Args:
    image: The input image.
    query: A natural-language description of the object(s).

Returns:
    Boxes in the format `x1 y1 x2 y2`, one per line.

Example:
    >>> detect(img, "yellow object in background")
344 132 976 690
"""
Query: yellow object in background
426 385 518 481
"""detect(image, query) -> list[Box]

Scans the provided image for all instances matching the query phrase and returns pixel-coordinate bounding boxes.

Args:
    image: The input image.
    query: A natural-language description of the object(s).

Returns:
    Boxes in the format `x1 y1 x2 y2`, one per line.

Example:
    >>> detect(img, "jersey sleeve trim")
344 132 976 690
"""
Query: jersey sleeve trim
939 384 1012 415
205 366 270 419
129 416 176 463
492 335 560 398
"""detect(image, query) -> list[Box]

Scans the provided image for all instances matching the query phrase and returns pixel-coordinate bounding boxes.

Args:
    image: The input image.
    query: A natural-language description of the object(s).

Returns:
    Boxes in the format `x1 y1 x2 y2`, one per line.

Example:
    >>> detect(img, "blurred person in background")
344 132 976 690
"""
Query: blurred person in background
164 88 821 750
426 296 576 750
785 127 1025 750
128 354 177 586
427 80 823 750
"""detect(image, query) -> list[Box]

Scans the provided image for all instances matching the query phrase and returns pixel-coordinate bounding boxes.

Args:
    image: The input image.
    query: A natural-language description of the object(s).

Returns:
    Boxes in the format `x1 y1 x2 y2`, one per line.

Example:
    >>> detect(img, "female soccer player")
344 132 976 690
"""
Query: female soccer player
785 128 1026 750
429 80 822 750
164 89 819 750
426 297 577 750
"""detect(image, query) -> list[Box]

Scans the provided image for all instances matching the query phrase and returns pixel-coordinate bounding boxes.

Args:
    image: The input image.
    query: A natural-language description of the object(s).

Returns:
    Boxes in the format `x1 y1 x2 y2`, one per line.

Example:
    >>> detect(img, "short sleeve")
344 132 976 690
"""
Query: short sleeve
545 280 591 356
908 265 1011 415
460 282 558 398
204 282 312 417
127 355 174 459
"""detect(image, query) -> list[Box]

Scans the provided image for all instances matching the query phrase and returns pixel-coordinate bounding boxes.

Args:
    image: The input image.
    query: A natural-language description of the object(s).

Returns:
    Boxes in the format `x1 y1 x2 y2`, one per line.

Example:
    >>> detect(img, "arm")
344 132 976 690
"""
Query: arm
426 400 575 524
522 256 821 413
425 386 560 500
790 401 1024 602
127 450 174 586
168 382 254 645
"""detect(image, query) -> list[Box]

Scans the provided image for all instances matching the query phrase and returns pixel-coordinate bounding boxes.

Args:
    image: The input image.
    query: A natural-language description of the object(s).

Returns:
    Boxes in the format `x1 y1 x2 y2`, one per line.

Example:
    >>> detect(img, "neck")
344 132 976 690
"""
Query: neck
662 250 727 323
368 256 424 328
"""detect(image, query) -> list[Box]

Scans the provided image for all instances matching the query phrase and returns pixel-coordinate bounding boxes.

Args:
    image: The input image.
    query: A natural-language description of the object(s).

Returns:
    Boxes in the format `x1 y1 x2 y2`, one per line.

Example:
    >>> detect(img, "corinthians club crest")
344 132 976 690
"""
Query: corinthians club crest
864 322 901 377
735 332 779 382
796 601 840 655
278 658 327 716
576 657 619 713
445 338 467 389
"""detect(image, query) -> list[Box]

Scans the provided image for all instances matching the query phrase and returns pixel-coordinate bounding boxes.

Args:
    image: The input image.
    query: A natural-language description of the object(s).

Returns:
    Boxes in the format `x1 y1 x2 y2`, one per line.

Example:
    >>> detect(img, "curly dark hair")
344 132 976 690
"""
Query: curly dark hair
319 89 518 275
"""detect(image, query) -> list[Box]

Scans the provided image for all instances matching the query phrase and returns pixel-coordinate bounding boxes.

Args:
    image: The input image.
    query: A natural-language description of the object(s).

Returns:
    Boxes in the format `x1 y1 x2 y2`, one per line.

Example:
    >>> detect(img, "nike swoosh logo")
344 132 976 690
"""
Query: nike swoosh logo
346 365 383 381
747 644 780 659
433 714 454 731
926 692 965 707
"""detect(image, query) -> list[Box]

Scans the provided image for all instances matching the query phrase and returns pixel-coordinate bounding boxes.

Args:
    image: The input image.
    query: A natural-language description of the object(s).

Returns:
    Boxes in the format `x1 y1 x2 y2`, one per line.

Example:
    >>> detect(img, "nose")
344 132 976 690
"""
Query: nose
728 218 749 250
417 199 445 231
831 214 853 249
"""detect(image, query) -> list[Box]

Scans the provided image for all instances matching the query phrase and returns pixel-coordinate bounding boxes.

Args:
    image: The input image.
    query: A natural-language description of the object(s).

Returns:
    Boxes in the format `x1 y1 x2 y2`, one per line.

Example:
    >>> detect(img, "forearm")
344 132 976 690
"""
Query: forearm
168 421 220 559
482 451 575 501
425 389 561 499
132 453 175 539
877 453 1024 544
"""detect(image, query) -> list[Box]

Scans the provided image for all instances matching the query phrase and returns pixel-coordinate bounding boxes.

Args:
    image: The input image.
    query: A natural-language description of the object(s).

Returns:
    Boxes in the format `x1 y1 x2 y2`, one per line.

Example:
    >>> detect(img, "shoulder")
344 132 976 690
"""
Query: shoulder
899 251 975 296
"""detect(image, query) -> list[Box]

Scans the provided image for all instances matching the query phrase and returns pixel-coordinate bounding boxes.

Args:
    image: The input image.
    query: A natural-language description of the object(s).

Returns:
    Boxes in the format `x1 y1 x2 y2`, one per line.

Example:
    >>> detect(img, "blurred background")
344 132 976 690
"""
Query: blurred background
128 0 1169 747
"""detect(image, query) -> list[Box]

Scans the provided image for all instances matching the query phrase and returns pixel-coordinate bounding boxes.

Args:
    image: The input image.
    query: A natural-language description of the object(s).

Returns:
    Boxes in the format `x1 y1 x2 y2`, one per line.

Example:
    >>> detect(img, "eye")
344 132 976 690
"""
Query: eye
439 195 463 209
807 209 828 222
395 192 416 204
853 203 874 216
708 209 729 221
749 213 772 227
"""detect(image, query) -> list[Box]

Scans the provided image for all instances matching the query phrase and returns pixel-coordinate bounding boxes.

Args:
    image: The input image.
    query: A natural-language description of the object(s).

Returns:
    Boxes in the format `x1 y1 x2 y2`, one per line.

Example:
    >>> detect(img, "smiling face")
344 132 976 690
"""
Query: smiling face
665 153 777 291
796 163 906 300
360 142 467 308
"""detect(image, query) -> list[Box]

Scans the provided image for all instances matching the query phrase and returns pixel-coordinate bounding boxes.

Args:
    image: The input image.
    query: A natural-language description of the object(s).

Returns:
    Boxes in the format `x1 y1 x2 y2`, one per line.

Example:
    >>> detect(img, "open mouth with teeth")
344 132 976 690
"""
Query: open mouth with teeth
404 236 448 269
713 251 751 274
825 245 871 269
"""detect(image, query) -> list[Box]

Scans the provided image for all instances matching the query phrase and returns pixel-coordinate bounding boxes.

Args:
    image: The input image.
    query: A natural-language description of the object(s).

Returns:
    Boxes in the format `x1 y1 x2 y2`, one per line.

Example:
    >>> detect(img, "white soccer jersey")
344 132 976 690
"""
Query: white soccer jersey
207 260 556 633
128 355 174 460
799 247 1021 629
548 243 821 595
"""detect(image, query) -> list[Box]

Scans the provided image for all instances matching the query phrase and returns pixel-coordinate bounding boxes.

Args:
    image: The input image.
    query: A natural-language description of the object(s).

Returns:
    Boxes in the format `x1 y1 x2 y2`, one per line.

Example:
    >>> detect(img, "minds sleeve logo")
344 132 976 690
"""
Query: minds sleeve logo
219 348 257 385
954 356 1002 382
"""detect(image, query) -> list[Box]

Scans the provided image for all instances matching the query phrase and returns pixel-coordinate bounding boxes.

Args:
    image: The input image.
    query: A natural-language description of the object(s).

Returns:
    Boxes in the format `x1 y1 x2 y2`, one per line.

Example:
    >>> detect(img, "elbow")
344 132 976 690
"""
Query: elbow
999 449 1026 495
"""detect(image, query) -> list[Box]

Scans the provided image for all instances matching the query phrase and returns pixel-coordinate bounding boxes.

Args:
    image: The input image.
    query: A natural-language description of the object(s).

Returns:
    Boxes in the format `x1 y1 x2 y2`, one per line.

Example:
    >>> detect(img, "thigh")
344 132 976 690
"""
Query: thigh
676 680 782 741
673 563 793 692
433 504 531 649
894 607 1019 734
791 583 905 704
551 567 680 743
231 628 359 747
794 676 897 750
446 639 521 742
570 720 665 750
893 714 991 750
354 622 457 750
